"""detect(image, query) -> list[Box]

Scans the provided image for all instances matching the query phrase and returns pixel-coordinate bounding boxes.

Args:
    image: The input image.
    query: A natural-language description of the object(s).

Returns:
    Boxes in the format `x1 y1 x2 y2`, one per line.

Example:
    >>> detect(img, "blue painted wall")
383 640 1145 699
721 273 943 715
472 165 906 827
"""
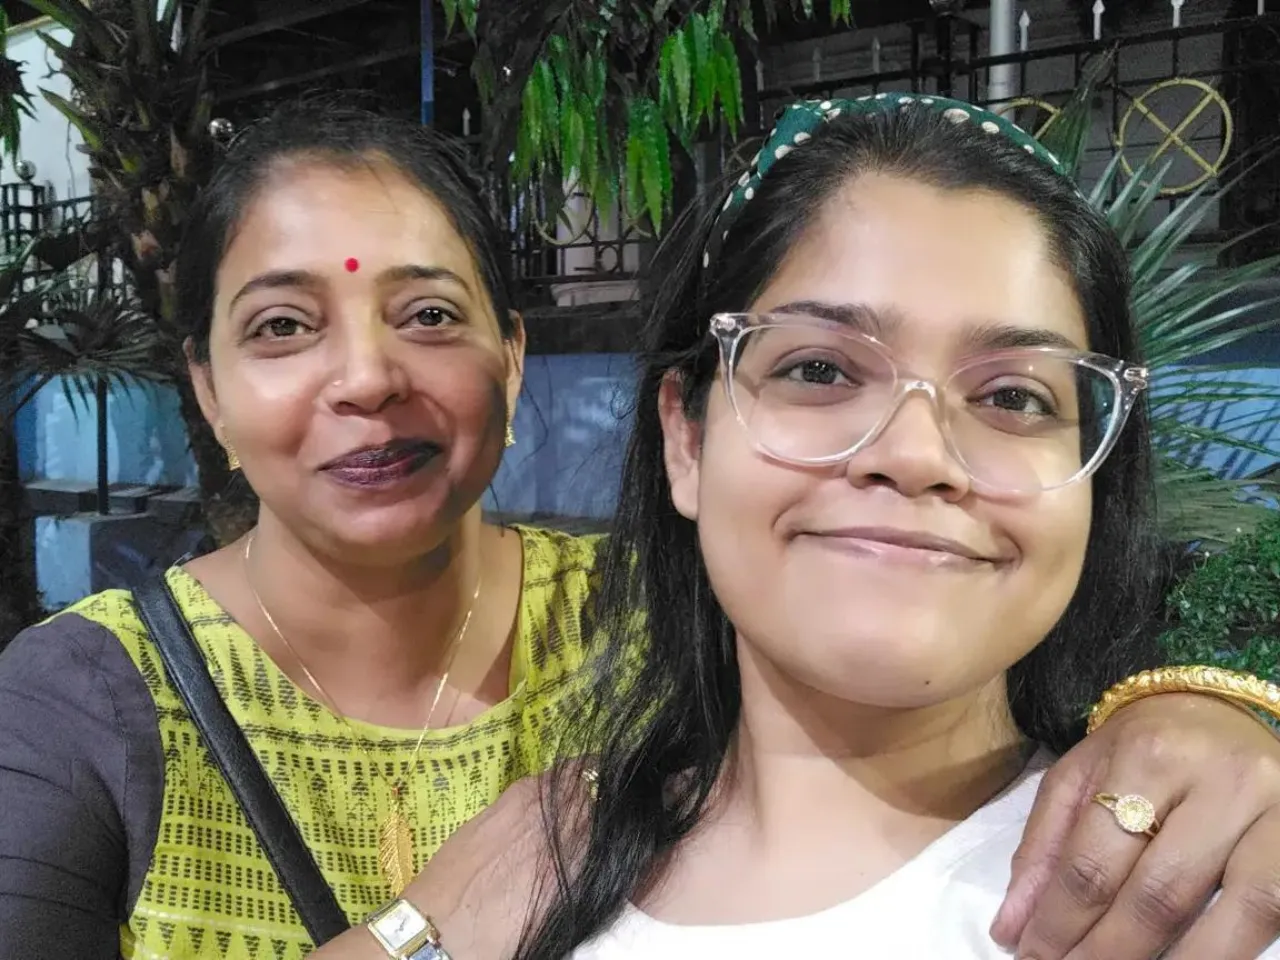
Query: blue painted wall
25 379 198 486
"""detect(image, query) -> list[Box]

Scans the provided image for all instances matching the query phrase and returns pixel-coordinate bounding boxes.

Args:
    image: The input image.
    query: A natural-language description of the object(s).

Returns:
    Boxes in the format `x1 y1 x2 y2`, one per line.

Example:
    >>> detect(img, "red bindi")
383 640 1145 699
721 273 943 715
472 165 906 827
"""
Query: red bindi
344 257 360 273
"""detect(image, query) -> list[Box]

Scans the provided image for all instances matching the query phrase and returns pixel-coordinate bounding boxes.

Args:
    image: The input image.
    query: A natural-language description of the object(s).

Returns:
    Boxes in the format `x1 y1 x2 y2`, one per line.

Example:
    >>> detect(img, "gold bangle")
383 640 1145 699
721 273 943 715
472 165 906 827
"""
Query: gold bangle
1087 666 1280 735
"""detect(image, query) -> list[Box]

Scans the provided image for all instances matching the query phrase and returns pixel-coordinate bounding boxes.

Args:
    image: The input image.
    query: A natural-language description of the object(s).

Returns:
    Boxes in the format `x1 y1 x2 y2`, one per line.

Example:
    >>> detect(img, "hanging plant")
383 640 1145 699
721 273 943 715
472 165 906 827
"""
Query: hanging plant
450 0 852 233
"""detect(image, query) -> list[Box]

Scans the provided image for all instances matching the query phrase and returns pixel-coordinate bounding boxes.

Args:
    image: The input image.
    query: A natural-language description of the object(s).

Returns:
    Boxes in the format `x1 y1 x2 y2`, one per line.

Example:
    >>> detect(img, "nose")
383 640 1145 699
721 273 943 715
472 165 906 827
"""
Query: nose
844 382 971 500
321 315 411 415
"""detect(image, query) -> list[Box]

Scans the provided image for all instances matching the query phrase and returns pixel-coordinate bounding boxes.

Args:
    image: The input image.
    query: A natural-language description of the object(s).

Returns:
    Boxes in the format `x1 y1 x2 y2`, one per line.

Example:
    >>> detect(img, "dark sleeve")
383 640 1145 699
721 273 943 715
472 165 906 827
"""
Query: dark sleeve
0 613 164 957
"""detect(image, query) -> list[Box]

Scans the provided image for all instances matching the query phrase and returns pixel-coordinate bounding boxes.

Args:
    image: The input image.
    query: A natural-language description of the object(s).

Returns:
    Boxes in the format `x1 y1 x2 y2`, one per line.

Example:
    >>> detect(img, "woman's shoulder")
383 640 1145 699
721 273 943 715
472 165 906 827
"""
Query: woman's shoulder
0 593 165 918
510 523 608 684
515 522 608 577
5 583 150 673
24 570 207 668
1 583 169 754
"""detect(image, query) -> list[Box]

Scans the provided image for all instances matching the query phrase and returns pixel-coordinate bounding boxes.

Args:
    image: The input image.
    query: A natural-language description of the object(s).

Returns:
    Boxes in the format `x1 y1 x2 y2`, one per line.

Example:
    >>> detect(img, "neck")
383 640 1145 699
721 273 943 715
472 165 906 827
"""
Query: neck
239 507 490 714
724 640 1030 857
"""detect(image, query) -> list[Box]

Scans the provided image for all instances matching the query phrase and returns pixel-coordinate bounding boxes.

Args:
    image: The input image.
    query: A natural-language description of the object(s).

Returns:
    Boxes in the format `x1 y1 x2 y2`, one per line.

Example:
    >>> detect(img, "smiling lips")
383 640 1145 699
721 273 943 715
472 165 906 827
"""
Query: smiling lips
320 439 441 488
804 527 1000 568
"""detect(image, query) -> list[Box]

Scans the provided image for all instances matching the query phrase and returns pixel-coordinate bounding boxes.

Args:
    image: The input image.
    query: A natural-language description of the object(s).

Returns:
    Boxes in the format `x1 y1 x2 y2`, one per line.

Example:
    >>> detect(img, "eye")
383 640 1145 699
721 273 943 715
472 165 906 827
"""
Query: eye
405 305 460 328
977 384 1056 417
250 315 312 340
780 359 851 386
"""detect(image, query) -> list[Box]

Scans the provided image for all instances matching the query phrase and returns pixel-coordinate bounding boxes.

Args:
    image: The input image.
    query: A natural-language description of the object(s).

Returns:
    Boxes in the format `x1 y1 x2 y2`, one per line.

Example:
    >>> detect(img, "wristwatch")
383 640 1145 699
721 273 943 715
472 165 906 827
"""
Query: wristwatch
366 899 453 960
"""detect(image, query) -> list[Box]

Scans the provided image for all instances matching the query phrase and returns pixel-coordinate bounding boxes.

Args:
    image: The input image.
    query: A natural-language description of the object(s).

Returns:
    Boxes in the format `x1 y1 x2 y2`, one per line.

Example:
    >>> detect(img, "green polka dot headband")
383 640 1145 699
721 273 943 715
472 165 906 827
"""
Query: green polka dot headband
703 92 1070 270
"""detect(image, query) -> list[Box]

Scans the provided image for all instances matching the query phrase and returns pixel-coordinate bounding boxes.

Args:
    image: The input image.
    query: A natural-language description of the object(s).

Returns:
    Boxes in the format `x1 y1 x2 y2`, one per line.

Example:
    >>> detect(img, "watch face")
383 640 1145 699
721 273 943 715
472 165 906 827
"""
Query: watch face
380 901 423 950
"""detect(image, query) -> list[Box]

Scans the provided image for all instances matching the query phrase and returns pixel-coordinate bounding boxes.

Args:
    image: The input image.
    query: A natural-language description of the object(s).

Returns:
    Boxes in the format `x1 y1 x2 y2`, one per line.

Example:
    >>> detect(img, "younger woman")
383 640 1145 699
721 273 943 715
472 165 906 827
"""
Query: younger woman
514 95 1280 959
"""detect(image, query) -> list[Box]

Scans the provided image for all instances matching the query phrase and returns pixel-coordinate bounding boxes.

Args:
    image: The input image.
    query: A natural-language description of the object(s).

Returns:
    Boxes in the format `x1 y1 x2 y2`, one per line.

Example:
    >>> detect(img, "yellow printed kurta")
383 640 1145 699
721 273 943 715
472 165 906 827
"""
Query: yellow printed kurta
55 526 601 960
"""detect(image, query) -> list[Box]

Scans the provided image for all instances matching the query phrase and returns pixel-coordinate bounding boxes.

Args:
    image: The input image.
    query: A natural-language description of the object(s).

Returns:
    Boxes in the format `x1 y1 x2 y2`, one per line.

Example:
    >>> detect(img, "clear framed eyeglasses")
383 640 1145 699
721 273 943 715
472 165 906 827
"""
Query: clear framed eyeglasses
709 312 1149 494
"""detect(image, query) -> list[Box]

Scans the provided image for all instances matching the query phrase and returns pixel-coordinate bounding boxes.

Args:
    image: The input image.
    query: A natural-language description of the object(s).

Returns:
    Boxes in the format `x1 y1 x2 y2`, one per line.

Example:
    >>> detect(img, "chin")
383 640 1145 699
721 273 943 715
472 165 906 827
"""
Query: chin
305 502 465 564
764 607 1018 710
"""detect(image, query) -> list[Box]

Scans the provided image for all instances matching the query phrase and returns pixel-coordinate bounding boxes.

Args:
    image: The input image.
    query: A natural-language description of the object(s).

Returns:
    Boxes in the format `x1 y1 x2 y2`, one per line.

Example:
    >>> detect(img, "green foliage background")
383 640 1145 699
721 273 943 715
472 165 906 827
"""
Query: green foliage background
453 0 852 231
1161 512 1280 684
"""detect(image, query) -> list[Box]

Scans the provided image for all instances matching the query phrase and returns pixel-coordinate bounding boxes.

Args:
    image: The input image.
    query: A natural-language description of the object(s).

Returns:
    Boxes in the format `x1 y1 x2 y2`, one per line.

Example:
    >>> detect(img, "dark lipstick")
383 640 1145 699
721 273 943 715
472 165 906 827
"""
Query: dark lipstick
320 440 440 488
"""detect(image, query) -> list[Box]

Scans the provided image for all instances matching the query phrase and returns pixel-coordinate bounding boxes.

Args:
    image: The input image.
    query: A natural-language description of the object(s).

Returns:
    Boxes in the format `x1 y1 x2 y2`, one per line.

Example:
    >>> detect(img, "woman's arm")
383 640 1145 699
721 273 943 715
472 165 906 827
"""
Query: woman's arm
307 777 555 960
0 615 164 957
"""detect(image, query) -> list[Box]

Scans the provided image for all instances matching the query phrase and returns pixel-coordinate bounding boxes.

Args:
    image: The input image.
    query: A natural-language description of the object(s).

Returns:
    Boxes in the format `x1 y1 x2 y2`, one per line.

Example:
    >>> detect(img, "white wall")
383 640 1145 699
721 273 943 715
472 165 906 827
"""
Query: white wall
5 19 89 200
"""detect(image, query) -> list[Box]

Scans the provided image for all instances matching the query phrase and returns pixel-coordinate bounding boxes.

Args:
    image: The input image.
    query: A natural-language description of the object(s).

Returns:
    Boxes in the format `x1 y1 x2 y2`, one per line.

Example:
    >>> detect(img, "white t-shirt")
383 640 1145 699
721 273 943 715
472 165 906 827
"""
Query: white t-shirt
574 750 1280 959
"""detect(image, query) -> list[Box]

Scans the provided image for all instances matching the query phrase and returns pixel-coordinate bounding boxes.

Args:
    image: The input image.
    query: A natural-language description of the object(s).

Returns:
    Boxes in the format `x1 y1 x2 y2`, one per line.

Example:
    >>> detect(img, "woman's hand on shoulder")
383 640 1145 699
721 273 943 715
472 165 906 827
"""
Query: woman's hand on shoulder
403 765 592 960
310 769 584 960
993 693 1280 960
403 775 554 959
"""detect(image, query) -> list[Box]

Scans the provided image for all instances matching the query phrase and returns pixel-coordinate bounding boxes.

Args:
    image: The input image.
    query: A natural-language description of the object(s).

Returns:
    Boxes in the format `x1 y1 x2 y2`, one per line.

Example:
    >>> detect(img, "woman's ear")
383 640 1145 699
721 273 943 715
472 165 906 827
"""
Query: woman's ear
185 338 220 434
659 372 701 521
503 311 526 415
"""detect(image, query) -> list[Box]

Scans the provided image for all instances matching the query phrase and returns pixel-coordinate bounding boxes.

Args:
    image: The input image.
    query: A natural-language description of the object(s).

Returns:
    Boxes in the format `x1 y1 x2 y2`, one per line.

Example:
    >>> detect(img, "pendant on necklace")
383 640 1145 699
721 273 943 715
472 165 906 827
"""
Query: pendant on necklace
378 784 415 895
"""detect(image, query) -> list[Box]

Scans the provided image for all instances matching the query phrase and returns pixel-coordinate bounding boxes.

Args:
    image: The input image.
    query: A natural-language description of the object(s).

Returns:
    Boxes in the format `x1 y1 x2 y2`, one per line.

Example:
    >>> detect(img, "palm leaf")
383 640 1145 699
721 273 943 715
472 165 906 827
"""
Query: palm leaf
39 87 105 151
21 0 116 52
1155 462 1278 544
1061 104 1280 547
1036 46 1116 178
8 293 170 416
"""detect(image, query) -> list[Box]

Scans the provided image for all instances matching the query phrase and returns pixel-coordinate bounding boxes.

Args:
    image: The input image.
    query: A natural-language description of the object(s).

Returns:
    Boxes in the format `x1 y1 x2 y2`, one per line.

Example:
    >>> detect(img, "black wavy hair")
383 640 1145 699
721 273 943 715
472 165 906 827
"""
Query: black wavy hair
176 97 516 363
516 103 1167 959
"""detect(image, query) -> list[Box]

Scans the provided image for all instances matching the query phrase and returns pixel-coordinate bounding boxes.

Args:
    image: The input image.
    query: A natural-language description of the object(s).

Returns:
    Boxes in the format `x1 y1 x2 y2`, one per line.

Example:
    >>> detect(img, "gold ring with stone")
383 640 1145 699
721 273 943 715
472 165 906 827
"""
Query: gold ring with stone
1092 792 1161 838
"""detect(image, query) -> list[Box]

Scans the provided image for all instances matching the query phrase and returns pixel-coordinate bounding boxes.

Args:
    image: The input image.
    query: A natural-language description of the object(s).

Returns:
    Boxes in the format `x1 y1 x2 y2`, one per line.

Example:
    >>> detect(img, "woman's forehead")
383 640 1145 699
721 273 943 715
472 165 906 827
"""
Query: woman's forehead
219 161 482 287
754 174 1088 350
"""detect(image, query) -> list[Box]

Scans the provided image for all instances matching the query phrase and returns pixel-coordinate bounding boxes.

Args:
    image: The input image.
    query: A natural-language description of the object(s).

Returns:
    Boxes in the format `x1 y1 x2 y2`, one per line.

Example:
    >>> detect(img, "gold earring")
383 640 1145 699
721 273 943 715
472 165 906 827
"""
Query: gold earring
504 423 516 448
218 423 241 471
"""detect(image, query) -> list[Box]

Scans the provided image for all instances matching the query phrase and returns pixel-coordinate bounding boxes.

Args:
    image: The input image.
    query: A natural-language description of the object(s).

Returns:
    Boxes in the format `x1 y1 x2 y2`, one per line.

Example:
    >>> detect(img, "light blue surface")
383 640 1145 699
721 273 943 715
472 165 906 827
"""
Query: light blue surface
24 378 198 487
33 515 91 610
1150 365 1280 479
488 354 634 517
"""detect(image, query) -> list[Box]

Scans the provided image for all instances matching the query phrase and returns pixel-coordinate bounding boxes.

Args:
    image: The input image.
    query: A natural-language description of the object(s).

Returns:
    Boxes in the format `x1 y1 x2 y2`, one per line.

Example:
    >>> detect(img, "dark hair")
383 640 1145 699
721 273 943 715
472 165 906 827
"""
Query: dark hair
517 105 1166 959
177 98 516 362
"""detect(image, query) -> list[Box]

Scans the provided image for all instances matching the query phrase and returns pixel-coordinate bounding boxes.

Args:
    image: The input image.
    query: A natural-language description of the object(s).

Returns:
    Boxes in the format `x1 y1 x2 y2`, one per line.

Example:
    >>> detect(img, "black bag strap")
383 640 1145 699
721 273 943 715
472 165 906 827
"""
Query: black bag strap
133 576 350 945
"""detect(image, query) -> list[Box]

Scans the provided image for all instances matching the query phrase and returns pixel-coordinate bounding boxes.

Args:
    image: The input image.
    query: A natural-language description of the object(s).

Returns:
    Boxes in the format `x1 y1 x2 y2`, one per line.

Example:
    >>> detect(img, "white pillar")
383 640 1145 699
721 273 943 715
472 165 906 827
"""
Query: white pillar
988 0 1017 105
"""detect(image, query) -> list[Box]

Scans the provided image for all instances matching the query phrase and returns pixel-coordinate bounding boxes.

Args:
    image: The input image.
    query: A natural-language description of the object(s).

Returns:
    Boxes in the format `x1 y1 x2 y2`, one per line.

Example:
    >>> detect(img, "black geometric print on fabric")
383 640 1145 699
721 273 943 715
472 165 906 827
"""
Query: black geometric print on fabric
57 525 606 959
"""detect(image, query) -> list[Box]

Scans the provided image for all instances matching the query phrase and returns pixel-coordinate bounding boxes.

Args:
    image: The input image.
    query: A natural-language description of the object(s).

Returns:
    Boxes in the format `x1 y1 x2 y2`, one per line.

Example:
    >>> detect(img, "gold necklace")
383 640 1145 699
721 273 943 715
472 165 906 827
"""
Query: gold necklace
242 533 482 893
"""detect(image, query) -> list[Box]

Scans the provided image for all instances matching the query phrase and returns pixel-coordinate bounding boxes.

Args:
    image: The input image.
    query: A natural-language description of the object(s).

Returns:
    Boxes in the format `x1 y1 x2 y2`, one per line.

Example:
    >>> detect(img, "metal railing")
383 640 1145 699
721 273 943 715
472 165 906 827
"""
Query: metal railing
756 12 1280 235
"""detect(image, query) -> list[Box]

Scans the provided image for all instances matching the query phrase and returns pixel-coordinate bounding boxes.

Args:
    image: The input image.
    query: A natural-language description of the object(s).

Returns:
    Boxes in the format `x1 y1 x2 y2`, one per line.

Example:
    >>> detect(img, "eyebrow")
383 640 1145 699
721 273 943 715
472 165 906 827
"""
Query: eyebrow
959 322 1083 353
768 300 901 340
766 299 1083 352
229 264 472 310
377 264 473 294
229 269 319 310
